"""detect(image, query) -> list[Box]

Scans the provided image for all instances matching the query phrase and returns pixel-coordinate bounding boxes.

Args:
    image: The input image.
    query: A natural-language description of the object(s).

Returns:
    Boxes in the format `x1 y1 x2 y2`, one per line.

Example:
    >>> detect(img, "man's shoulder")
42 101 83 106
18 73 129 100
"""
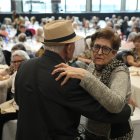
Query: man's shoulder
17 57 40 74
23 57 40 66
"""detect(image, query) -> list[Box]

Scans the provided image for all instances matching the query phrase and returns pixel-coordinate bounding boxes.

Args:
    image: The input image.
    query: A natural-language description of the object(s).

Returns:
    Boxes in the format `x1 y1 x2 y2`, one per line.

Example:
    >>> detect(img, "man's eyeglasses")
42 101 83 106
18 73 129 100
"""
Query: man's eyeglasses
11 60 24 64
91 44 114 55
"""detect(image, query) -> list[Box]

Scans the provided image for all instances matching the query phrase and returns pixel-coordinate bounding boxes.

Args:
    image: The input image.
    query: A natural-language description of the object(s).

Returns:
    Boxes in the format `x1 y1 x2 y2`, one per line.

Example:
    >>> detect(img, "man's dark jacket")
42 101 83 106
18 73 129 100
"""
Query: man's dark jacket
15 50 131 140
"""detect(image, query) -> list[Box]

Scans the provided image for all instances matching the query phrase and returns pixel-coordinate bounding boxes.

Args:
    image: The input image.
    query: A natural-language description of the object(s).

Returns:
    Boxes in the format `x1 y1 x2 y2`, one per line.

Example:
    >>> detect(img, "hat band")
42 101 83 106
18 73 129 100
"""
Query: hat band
44 32 76 43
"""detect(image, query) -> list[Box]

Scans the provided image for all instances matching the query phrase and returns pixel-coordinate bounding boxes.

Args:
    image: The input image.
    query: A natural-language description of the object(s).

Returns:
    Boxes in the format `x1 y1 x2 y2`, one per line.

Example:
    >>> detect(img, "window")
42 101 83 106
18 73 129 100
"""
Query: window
22 0 52 13
59 0 66 13
0 0 11 12
126 0 137 11
22 0 86 13
65 0 86 12
137 0 140 10
92 0 100 11
101 0 121 12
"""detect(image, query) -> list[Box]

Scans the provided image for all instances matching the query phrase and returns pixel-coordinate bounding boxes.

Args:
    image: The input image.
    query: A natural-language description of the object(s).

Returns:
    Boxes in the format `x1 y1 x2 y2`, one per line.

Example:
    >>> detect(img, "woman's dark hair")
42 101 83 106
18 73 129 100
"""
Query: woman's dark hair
11 43 26 52
90 28 121 51
18 33 27 42
133 33 140 43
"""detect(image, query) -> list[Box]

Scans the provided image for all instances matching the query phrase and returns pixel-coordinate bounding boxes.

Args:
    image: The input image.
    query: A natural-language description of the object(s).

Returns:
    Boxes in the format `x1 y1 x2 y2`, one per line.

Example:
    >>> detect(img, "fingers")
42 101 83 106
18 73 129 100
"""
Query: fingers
55 71 66 81
55 71 70 86
52 68 65 75
54 63 68 68
61 76 70 86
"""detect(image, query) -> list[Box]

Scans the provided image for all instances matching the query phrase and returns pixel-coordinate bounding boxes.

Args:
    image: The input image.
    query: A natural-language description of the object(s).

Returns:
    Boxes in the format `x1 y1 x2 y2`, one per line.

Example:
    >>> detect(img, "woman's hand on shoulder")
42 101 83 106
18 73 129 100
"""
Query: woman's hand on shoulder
51 63 88 85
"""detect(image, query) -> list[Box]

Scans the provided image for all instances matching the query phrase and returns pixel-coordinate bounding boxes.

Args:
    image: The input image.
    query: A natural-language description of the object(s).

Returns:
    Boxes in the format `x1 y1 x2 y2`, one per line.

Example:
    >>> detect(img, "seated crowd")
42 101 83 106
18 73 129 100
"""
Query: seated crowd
0 14 140 140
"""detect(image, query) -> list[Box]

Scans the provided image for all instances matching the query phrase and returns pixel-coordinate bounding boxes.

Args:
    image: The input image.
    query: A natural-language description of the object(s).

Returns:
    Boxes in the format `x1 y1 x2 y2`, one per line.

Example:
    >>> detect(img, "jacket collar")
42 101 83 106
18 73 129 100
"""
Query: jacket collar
42 50 65 64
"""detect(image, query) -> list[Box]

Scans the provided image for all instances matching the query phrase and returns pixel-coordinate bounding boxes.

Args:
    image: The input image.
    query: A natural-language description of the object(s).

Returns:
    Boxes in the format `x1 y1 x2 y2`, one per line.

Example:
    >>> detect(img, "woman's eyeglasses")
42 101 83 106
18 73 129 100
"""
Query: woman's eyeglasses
91 44 114 55
11 60 24 64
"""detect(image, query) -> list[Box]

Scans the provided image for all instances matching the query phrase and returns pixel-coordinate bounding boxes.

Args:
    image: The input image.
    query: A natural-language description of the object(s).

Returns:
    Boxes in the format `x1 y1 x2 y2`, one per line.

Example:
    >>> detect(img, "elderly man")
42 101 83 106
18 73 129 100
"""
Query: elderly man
15 20 132 140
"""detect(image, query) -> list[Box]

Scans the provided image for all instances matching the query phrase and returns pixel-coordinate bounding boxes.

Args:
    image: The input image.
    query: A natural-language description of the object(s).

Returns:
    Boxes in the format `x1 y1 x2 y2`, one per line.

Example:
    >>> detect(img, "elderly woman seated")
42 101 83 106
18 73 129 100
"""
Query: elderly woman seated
0 50 30 140
0 50 30 97
1 43 27 74
120 32 137 50
116 33 140 67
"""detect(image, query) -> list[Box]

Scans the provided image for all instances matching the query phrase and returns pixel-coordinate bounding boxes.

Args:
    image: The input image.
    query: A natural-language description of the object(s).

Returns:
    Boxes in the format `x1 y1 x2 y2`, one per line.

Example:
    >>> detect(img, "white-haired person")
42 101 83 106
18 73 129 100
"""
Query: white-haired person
0 44 27 78
0 50 30 140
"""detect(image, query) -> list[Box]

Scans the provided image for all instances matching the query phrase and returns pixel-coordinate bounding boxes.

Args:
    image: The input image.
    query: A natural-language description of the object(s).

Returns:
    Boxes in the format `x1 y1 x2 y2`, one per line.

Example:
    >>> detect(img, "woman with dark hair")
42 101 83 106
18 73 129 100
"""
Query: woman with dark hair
11 43 26 53
52 28 134 140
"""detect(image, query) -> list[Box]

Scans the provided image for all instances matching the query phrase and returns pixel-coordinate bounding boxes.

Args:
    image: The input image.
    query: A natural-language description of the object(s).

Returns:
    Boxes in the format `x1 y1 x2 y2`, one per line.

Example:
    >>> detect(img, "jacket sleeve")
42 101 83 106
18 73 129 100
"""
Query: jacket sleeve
55 77 131 124
80 67 132 113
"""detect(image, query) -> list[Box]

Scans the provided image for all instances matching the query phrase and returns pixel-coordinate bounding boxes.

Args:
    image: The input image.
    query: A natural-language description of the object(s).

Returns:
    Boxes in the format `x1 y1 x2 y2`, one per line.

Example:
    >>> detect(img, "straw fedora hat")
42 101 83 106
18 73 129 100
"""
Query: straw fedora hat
42 20 82 46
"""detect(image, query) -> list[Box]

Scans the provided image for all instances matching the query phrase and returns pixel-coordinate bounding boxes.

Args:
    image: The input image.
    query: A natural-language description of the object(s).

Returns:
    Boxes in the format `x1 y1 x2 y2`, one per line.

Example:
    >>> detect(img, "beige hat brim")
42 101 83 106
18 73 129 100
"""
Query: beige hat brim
42 35 83 46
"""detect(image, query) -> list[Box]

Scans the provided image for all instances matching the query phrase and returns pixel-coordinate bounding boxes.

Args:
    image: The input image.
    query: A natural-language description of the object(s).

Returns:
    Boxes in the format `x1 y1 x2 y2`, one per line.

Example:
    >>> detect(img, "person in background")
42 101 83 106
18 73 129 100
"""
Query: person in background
34 27 45 57
117 33 140 67
0 50 30 140
121 32 137 50
0 43 27 77
121 16 129 37
114 24 122 38
129 33 140 66
34 27 44 42
15 20 133 140
11 43 26 53
52 28 135 140
17 33 31 51
17 33 34 58
0 25 9 38
0 47 6 64
30 16 39 26
15 24 32 37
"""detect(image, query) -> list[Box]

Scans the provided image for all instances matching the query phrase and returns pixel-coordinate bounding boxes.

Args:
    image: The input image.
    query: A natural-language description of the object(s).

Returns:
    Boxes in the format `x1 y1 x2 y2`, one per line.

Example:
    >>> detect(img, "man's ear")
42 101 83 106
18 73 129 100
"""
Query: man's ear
64 43 72 54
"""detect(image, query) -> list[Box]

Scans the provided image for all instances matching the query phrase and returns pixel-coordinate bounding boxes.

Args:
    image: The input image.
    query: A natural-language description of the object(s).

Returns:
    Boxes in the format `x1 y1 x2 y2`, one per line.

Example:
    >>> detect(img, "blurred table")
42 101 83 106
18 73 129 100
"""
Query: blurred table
0 65 9 104
131 107 140 140
129 67 140 108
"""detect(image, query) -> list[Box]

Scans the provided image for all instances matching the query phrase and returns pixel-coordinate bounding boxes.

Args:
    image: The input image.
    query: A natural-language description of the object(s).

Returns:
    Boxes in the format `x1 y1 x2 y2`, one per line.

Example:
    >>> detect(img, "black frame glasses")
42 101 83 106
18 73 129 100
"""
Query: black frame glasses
91 44 114 55
11 60 24 64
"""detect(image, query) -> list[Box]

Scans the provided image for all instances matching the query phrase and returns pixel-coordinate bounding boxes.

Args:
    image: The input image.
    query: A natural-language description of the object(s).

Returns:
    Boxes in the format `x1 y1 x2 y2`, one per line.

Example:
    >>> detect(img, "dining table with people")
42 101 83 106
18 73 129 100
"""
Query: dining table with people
0 16 140 140
129 66 140 140
129 66 140 108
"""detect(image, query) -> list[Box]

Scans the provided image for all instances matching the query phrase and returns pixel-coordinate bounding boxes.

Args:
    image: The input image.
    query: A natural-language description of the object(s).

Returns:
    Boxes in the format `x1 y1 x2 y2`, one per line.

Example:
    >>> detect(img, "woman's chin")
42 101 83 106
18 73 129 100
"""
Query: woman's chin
95 62 104 66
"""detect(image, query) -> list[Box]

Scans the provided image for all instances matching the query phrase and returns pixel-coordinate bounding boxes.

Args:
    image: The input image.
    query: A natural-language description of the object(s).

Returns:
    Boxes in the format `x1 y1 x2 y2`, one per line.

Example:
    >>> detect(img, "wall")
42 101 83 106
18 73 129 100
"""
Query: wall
0 12 140 23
